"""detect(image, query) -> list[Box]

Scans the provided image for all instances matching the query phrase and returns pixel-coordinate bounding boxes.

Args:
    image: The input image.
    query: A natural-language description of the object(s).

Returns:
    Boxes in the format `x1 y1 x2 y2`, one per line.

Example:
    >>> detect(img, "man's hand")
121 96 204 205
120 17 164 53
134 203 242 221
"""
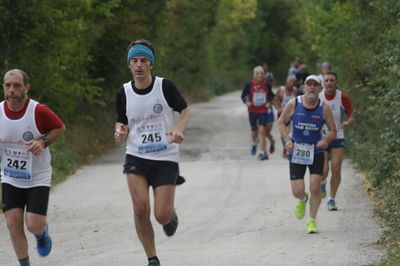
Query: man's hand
115 124 128 143
166 129 184 144
27 139 45 156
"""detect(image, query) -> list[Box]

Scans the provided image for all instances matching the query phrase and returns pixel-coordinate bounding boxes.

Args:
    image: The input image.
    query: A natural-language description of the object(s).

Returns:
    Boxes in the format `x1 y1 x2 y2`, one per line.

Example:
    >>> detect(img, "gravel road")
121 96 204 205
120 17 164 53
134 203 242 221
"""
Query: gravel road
0 91 383 265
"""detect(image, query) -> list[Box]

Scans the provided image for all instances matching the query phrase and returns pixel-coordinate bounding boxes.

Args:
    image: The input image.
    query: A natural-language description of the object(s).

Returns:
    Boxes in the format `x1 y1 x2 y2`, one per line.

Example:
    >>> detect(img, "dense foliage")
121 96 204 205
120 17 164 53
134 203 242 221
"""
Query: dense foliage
0 0 398 263
302 0 400 264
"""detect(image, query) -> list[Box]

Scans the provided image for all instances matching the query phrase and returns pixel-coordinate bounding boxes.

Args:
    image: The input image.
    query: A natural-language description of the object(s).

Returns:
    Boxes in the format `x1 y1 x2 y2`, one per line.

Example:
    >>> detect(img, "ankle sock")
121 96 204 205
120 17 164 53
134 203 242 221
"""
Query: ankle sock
18 257 30 266
148 256 160 263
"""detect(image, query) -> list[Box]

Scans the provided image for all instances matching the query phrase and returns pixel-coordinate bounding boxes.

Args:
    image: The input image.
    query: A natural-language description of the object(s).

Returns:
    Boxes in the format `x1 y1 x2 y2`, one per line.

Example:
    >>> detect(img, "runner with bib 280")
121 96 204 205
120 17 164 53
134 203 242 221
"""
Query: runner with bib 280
278 75 336 234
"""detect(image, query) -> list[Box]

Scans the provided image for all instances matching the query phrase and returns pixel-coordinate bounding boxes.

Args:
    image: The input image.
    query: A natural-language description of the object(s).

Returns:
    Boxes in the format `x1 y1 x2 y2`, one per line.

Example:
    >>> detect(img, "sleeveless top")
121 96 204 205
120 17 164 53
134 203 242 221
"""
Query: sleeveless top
319 90 344 139
124 76 179 162
290 96 325 153
248 79 270 114
280 87 296 109
0 100 52 188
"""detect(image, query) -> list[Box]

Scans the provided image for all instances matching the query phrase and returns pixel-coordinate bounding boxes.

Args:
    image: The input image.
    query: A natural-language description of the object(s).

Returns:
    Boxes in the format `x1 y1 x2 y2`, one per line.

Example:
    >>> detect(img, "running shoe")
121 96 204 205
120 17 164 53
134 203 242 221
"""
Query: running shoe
251 145 257 155
257 152 268 160
35 224 52 257
148 259 161 266
320 181 327 199
163 211 178 237
269 143 275 154
327 199 338 211
294 193 308 219
307 219 319 234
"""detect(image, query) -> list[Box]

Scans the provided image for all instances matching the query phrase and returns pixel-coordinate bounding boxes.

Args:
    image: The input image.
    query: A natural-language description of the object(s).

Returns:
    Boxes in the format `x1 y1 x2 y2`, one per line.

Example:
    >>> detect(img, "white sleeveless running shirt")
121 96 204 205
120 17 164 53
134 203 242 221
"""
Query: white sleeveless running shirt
0 100 52 188
124 77 179 162
319 89 345 139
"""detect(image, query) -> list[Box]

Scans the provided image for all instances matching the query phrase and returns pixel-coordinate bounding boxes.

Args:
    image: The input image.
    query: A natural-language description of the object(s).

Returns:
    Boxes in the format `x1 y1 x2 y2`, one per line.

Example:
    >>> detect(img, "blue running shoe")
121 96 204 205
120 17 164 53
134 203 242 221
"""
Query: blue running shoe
327 199 338 211
35 224 52 257
251 145 257 155
257 152 268 160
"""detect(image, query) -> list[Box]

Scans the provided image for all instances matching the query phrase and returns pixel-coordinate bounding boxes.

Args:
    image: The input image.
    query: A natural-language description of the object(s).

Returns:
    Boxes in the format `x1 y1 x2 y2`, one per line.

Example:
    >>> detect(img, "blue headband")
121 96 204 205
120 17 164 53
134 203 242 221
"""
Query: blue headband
127 44 155 65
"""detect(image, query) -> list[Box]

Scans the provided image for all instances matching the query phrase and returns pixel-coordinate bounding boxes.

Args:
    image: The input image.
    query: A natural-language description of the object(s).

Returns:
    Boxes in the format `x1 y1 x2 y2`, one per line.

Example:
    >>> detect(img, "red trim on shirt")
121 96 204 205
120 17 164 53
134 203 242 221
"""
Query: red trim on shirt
4 98 64 134
324 91 353 115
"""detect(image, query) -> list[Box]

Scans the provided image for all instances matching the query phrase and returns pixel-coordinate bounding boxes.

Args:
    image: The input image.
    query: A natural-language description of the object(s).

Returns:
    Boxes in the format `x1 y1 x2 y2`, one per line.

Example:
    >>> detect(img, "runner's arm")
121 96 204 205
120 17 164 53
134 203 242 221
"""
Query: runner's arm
166 108 190 144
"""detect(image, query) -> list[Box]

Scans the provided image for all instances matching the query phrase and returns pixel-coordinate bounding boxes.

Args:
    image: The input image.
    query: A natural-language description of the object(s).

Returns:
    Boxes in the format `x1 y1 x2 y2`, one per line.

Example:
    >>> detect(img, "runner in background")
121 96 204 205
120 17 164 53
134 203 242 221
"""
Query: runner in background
319 71 355 211
241 66 275 160
273 76 297 158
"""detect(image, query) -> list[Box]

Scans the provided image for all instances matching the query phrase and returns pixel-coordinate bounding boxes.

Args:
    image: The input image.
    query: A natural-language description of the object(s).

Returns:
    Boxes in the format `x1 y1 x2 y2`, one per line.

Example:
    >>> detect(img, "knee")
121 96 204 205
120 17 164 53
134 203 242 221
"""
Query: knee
292 187 304 198
310 183 320 195
133 202 151 218
155 209 172 225
6 216 23 235
26 219 45 235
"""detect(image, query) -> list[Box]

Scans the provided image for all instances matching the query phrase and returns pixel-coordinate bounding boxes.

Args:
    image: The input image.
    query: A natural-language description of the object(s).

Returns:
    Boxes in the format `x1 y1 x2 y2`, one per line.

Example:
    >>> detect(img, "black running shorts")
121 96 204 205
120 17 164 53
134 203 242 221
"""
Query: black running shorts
123 154 179 187
288 152 325 180
1 183 50 215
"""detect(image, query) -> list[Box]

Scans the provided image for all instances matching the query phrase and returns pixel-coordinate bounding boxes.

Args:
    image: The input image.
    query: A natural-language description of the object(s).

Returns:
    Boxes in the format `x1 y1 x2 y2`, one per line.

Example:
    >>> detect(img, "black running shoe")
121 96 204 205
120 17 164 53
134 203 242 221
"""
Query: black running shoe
148 258 161 266
163 211 178 237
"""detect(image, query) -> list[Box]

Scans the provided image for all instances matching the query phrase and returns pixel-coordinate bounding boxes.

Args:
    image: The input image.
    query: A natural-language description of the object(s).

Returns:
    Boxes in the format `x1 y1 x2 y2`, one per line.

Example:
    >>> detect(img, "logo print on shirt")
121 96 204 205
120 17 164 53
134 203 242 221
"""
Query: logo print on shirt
22 131 34 141
153 103 163 114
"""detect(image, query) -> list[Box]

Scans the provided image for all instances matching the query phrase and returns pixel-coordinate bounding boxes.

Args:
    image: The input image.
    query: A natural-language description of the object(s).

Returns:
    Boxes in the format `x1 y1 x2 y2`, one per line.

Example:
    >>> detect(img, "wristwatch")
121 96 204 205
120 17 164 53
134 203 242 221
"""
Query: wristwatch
284 138 292 144
41 137 50 148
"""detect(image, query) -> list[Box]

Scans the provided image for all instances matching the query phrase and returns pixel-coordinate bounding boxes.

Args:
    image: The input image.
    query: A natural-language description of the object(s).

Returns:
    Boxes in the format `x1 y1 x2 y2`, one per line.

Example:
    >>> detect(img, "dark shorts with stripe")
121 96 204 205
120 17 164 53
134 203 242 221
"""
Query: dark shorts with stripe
327 138 345 149
249 110 274 130
123 154 179 187
1 183 50 215
288 152 325 180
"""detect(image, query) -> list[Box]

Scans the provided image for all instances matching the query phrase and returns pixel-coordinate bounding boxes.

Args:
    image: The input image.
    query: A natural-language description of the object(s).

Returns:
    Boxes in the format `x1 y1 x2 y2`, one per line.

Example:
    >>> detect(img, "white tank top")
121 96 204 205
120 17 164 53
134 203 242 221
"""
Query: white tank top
280 87 296 109
0 100 52 188
124 77 179 162
319 89 345 139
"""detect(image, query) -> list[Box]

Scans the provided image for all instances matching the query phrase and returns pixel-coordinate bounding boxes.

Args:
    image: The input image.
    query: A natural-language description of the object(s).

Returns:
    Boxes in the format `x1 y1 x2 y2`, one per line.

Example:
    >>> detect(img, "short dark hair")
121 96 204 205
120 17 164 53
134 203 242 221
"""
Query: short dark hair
127 39 155 56
324 71 337 79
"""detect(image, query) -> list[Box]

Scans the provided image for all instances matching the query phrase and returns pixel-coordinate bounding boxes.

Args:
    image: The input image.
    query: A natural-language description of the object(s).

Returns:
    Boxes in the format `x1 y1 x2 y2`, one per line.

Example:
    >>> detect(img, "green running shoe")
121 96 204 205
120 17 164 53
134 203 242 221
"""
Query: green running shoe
320 181 327 199
294 193 308 219
307 219 319 234
327 199 338 211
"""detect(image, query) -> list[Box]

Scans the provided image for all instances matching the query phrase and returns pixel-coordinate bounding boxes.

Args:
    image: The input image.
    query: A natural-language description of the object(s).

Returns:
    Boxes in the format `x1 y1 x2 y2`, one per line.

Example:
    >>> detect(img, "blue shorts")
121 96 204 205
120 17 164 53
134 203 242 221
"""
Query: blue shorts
328 139 345 149
249 109 274 131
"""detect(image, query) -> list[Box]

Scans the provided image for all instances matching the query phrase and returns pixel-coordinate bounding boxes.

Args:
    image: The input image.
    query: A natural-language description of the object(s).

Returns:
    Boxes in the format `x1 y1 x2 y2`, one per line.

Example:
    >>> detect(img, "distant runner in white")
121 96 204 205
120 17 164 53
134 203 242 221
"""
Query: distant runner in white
319 71 355 211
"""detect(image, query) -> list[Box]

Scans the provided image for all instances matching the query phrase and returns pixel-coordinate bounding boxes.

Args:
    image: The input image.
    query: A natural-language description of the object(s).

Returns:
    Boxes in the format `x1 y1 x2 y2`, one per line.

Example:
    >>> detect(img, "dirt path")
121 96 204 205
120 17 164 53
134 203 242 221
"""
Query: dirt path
0 91 383 265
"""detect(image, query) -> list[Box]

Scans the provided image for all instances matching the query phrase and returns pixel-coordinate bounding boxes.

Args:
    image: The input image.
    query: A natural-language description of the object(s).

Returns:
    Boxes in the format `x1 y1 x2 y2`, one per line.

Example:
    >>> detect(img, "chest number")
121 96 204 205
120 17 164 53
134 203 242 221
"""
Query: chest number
7 159 27 170
141 133 162 144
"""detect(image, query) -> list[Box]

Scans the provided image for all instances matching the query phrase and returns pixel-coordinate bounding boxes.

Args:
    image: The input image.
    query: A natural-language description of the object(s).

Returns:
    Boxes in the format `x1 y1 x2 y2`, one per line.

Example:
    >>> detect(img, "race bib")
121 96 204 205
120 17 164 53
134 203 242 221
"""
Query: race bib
2 148 33 181
253 92 266 106
136 122 168 154
291 142 314 165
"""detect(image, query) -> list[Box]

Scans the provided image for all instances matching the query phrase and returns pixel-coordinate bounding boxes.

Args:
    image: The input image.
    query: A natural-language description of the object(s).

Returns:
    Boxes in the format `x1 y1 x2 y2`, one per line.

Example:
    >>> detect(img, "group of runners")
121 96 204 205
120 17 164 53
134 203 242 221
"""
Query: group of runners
1 40 189 266
241 58 355 233
1 43 355 266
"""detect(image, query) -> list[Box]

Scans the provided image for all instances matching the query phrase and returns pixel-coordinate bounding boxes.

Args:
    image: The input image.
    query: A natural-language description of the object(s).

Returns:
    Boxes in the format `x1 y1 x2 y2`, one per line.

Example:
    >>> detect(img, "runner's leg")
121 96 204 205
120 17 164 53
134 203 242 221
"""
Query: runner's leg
127 173 156 258
5 208 28 260
329 148 344 198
